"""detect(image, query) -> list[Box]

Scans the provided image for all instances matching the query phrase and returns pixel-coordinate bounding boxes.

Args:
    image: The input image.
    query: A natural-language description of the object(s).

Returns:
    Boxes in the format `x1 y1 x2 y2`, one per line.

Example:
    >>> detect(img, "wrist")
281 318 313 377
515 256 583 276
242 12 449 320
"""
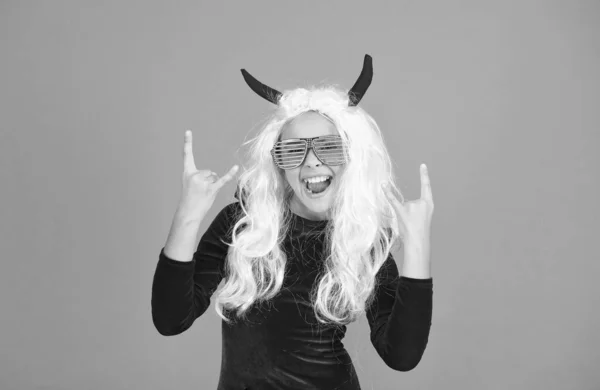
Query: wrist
174 206 206 226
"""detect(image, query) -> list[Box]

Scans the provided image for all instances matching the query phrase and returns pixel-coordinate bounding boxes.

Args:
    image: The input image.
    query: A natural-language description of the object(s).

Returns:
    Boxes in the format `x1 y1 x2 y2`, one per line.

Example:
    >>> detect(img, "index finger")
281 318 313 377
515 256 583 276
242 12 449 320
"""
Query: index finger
183 130 196 172
420 163 433 201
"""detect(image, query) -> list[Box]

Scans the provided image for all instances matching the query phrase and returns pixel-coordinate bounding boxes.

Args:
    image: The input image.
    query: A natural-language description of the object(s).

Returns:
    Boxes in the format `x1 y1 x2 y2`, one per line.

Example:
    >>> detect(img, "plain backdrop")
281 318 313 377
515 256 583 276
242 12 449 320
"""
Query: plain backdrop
1 1 599 389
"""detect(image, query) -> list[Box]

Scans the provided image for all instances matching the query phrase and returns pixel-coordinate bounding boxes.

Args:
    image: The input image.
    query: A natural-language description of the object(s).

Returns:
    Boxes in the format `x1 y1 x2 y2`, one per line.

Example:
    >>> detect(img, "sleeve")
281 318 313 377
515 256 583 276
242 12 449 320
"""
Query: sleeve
365 253 433 371
151 202 240 336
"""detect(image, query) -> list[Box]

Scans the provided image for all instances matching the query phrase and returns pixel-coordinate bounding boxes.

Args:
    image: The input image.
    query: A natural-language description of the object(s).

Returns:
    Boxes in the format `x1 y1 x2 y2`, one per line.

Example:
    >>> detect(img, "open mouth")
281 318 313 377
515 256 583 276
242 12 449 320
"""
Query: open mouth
303 177 332 196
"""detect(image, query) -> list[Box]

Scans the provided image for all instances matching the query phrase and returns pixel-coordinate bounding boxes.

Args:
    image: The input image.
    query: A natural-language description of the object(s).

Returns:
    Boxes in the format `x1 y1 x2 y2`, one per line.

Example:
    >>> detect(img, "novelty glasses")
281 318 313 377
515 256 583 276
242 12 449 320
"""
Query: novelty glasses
271 135 349 170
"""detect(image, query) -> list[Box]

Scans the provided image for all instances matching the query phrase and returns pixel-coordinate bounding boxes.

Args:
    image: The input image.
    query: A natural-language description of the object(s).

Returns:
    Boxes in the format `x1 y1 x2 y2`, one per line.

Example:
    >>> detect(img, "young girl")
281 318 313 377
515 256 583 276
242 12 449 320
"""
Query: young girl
152 55 435 390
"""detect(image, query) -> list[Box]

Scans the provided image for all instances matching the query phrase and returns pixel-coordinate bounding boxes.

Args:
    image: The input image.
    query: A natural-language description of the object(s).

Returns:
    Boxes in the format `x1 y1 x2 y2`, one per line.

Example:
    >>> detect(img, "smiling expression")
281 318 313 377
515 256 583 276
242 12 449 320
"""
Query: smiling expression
279 111 345 221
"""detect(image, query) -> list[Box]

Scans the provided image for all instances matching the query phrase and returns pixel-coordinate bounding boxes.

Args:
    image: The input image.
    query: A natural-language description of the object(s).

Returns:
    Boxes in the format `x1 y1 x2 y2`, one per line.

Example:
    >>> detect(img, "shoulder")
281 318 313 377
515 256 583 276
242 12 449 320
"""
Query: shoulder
214 201 242 220
211 201 245 235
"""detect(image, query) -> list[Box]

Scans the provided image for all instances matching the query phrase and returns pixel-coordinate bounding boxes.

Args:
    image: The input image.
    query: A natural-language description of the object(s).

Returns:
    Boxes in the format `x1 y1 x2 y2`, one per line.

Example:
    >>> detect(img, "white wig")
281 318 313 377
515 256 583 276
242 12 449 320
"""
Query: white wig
214 56 405 326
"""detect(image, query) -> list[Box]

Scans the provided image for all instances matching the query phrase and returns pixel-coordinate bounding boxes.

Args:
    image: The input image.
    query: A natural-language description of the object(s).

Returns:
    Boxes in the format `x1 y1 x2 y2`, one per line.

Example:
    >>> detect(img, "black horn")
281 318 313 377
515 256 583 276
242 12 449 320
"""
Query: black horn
240 69 282 105
348 54 373 106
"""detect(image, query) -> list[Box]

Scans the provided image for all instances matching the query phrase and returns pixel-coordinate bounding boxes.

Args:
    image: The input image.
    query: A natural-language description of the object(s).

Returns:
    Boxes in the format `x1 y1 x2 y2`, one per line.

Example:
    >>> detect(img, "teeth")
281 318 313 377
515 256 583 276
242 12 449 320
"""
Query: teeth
303 176 331 184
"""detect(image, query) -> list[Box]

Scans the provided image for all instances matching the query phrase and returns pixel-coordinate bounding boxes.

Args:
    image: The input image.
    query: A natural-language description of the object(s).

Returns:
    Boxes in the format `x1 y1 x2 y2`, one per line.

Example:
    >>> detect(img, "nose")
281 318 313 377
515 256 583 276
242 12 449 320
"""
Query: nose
303 146 322 166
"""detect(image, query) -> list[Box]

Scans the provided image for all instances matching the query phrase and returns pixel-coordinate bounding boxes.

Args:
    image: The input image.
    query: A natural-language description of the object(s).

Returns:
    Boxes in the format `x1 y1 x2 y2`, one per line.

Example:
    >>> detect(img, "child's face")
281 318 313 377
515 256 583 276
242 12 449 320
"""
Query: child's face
279 111 345 221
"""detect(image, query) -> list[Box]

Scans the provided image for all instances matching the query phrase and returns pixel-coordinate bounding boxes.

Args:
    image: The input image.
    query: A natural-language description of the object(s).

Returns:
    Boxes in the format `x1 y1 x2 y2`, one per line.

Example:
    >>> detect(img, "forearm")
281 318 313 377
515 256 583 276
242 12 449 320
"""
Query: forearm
378 278 433 371
401 243 431 279
152 207 208 335
163 207 207 262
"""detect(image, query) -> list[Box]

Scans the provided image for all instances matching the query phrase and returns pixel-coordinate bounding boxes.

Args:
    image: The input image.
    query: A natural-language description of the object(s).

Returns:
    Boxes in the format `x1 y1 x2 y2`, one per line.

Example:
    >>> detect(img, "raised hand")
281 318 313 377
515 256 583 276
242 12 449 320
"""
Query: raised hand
178 130 239 222
381 164 434 263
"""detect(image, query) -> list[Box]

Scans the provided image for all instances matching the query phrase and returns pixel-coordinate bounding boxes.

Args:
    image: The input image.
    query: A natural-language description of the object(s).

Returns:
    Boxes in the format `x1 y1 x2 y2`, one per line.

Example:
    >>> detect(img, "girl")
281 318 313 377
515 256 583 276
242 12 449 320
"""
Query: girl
152 55 434 390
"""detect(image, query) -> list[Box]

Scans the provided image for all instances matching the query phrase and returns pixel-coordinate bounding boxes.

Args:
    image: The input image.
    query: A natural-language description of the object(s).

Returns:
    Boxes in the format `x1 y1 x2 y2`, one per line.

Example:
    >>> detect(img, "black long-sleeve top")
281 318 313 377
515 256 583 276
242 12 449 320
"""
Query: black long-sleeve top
152 201 433 390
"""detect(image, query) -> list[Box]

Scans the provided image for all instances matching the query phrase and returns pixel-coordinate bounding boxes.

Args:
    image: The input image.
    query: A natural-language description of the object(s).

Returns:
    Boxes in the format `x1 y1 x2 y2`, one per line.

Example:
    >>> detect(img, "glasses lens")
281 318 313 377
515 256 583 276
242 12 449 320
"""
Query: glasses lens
313 136 347 165
272 139 307 169
272 136 348 169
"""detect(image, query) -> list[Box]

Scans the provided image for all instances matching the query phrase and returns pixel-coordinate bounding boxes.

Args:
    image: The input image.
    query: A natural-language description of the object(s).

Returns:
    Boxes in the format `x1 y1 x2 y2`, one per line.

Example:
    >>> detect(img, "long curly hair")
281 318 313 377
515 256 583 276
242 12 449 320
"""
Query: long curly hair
213 85 405 326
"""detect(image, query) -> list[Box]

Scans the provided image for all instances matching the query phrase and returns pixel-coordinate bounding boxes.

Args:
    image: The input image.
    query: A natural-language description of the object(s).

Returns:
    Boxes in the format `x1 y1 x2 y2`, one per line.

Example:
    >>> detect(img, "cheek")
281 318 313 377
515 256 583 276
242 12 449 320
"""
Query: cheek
332 165 344 175
284 171 299 188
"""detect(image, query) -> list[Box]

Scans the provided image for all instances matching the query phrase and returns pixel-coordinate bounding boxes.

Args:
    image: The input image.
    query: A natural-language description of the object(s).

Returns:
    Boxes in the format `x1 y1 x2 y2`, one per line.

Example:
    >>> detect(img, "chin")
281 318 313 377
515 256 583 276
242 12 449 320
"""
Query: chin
297 187 335 210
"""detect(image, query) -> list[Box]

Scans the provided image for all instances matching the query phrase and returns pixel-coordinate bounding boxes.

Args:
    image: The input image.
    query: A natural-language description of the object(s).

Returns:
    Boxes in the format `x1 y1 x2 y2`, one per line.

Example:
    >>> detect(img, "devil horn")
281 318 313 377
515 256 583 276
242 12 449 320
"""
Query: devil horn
348 54 373 106
240 69 282 105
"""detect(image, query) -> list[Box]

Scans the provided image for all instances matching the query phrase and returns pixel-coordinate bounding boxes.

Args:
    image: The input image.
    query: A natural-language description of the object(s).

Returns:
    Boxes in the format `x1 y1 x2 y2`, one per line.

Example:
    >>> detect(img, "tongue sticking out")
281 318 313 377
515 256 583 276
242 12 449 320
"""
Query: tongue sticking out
307 179 331 194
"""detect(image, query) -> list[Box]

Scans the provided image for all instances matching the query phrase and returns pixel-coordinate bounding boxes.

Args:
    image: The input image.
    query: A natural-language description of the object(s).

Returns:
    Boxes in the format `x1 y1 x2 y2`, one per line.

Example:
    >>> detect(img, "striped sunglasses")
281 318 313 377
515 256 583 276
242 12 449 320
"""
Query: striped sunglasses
271 135 349 170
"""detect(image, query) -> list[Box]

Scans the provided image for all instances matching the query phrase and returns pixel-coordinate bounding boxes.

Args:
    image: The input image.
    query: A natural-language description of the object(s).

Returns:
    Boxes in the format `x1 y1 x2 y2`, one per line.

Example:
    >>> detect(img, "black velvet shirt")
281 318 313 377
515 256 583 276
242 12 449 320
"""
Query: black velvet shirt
152 201 433 389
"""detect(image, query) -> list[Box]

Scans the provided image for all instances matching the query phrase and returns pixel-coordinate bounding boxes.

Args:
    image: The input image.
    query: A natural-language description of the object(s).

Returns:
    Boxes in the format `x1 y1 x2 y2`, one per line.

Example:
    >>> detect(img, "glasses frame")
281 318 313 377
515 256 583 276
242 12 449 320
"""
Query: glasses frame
270 135 348 170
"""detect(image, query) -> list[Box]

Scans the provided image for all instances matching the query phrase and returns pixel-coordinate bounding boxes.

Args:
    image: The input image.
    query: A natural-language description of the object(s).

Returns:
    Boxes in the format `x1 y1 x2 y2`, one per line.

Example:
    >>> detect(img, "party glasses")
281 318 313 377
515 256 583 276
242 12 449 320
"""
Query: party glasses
271 135 349 170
